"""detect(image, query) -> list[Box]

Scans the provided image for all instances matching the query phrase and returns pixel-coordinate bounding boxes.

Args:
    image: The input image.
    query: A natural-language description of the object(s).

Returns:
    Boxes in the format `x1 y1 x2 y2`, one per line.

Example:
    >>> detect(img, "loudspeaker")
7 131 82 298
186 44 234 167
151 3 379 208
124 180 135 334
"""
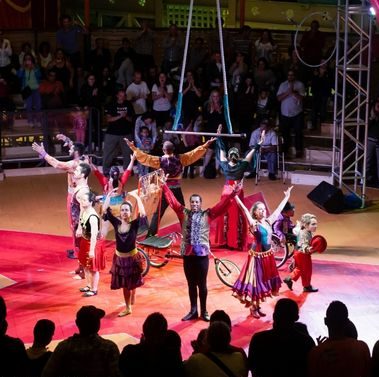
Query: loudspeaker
307 181 344 214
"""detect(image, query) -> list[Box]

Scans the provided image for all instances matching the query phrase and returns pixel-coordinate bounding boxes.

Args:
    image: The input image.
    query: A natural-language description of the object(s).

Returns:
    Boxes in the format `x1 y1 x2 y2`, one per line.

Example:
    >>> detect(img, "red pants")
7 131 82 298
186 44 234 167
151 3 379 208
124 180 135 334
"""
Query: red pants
290 250 312 287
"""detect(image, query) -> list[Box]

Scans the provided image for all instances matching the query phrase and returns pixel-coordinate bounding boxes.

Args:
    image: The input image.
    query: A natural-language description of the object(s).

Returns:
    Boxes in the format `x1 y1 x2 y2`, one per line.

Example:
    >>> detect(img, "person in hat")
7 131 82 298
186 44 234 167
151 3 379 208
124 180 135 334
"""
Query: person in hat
283 213 319 292
42 306 120 377
124 137 216 236
214 125 265 251
272 201 296 244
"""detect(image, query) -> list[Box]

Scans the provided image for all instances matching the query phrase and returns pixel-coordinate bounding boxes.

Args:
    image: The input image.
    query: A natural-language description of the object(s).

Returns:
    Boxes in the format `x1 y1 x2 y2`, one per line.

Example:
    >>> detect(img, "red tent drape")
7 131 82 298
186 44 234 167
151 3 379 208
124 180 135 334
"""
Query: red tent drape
0 0 31 29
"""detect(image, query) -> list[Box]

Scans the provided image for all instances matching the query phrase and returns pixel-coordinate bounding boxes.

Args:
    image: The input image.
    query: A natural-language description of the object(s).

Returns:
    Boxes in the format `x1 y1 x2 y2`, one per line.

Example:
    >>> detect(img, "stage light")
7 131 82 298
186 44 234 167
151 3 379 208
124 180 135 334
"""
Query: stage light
370 6 376 16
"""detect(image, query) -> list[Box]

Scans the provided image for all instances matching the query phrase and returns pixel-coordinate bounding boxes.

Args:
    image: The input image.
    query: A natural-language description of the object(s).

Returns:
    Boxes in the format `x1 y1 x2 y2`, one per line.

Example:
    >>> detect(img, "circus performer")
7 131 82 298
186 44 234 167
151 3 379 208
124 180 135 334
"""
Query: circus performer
103 189 146 317
232 186 293 318
32 135 88 262
215 124 264 250
90 154 136 237
283 214 320 293
161 178 242 322
124 137 216 236
77 191 104 297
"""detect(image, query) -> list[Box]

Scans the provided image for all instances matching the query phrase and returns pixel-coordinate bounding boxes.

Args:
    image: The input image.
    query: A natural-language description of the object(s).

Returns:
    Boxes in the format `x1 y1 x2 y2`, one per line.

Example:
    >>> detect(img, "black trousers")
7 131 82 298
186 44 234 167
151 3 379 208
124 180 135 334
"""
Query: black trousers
148 186 185 236
183 255 209 313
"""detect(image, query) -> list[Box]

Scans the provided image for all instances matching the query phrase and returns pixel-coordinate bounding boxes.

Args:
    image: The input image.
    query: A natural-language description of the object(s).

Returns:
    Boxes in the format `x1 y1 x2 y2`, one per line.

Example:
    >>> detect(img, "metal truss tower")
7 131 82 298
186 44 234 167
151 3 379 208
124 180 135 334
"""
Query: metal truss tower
332 0 373 207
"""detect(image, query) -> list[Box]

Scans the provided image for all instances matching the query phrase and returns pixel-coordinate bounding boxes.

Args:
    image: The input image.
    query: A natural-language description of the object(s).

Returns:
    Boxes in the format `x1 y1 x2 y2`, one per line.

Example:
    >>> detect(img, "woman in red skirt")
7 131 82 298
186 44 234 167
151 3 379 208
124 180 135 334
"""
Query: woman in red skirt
77 191 104 297
232 186 293 318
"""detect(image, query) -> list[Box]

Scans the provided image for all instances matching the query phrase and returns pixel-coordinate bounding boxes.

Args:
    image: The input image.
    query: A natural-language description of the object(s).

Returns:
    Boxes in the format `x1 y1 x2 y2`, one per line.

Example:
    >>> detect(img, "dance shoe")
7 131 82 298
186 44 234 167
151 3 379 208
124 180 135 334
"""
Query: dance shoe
250 307 260 319
283 277 293 291
66 249 77 259
257 307 266 317
118 308 132 317
79 286 90 292
303 286 318 293
200 311 210 322
181 311 199 321
82 290 97 297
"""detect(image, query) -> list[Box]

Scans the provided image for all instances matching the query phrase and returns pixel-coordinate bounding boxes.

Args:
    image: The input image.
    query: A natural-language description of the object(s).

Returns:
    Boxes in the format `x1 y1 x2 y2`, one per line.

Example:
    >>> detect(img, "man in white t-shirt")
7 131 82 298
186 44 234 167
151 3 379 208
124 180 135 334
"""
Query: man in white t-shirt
277 70 305 158
126 70 150 116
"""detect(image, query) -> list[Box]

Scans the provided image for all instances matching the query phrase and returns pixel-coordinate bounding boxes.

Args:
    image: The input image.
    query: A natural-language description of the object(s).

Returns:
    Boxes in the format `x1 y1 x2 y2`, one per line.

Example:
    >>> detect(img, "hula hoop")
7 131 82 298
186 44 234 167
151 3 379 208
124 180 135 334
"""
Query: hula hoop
293 11 337 68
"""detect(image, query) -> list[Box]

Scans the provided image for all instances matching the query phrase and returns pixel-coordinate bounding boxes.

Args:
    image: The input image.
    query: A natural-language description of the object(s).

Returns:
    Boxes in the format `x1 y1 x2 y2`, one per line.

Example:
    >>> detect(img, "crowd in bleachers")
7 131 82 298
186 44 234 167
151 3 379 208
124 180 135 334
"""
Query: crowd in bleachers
0 16 336 168
1 294 379 377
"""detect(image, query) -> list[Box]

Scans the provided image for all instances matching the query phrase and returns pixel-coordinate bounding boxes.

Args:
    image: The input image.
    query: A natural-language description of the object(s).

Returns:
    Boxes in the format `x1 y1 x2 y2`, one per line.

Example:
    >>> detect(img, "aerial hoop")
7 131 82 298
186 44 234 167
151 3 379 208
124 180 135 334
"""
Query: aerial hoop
164 130 246 138
293 11 337 68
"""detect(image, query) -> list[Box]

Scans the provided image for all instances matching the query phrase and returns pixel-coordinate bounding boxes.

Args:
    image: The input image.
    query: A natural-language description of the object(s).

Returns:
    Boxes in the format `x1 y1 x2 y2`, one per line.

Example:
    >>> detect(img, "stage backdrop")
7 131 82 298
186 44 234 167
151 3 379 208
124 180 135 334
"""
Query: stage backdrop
0 0 31 29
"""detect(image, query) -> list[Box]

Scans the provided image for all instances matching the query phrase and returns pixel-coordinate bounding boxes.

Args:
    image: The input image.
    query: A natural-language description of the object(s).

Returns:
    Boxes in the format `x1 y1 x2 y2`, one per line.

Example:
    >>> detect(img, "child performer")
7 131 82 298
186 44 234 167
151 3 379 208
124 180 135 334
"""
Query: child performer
135 126 153 177
283 213 319 293
72 108 88 145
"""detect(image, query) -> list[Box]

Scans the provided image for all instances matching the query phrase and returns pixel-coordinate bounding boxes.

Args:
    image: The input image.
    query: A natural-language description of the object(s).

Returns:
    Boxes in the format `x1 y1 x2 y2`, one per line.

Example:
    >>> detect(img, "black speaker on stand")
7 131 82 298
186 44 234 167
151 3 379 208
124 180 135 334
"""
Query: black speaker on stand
307 181 344 214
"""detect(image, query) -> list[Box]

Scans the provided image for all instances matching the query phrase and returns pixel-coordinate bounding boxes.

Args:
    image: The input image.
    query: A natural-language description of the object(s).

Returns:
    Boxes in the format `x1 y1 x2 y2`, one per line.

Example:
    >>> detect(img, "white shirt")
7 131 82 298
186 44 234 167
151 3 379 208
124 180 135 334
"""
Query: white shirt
249 128 278 148
152 83 173 111
277 80 305 117
0 39 12 68
134 115 157 146
126 81 150 115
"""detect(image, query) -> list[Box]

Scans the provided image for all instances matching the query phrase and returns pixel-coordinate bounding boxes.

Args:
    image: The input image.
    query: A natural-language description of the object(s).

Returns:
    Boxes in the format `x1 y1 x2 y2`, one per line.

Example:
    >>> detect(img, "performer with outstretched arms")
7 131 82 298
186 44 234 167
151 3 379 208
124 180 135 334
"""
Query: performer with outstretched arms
215 124 264 250
161 176 242 322
102 188 147 317
232 186 293 318
124 137 216 236
32 135 87 262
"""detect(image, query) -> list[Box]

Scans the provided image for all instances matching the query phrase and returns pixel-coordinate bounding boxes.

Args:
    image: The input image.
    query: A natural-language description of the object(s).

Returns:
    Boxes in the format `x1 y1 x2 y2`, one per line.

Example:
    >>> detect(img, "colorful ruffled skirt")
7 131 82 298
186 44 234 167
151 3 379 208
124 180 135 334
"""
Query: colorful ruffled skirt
232 249 282 307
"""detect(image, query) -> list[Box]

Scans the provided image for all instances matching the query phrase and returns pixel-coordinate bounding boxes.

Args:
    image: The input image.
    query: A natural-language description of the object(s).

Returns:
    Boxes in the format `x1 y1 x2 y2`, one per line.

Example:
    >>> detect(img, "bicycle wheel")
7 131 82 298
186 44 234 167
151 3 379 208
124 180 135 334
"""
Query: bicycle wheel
271 234 289 269
137 248 150 277
215 259 241 288
143 246 170 268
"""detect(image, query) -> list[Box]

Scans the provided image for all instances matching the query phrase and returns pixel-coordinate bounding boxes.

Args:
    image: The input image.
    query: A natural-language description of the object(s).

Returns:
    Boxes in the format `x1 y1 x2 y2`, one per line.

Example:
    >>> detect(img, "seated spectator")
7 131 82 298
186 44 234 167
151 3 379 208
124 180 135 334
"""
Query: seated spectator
38 41 53 75
119 312 183 377
185 321 249 377
308 301 371 377
39 70 65 109
0 296 29 377
26 319 55 377
190 328 208 354
249 118 278 180
254 86 276 124
47 49 74 91
248 298 315 377
19 42 36 66
42 305 120 377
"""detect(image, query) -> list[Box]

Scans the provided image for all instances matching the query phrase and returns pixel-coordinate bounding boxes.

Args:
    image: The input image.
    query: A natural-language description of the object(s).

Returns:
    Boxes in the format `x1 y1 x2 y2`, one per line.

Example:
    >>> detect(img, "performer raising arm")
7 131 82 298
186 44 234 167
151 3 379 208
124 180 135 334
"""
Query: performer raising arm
232 186 293 318
124 137 216 236
161 176 242 322
102 188 146 317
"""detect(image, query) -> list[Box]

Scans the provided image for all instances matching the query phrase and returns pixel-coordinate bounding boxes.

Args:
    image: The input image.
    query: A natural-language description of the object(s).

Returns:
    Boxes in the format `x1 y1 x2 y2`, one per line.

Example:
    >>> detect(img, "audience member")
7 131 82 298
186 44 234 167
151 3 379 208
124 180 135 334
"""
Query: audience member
103 89 134 176
119 312 183 377
253 57 276 93
79 73 102 108
0 31 12 79
26 319 55 377
0 296 29 377
134 112 157 148
161 24 183 74
308 301 371 377
134 20 155 74
42 305 120 377
185 321 249 377
39 70 65 109
38 41 53 74
98 66 116 104
372 339 379 377
187 37 208 75
126 70 150 116
152 72 174 129
300 19 326 68
255 29 277 65
56 14 85 68
88 37 111 77
182 70 202 127
254 86 276 123
205 51 223 90
114 38 136 72
248 298 315 377
18 42 36 67
48 48 74 91
277 69 305 158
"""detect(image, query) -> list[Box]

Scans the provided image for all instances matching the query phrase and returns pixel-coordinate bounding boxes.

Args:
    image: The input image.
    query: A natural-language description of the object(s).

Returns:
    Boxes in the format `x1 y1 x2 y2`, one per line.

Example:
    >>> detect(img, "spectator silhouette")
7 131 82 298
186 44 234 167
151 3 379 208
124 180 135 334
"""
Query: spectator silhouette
248 298 315 377
119 312 183 377
0 296 29 377
308 301 371 377
26 319 55 377
42 305 120 377
372 339 379 377
185 321 249 377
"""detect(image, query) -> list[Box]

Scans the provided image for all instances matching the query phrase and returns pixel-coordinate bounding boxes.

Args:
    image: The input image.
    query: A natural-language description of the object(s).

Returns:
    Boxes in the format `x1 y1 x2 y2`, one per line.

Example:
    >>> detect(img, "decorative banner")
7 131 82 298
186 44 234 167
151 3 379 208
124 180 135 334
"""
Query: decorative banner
0 0 32 29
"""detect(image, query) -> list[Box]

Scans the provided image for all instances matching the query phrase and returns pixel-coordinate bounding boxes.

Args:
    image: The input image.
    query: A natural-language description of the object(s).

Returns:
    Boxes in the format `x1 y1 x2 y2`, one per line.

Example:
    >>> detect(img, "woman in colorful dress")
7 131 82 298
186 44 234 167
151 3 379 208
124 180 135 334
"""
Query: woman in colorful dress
102 188 146 317
77 191 103 297
232 186 293 318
